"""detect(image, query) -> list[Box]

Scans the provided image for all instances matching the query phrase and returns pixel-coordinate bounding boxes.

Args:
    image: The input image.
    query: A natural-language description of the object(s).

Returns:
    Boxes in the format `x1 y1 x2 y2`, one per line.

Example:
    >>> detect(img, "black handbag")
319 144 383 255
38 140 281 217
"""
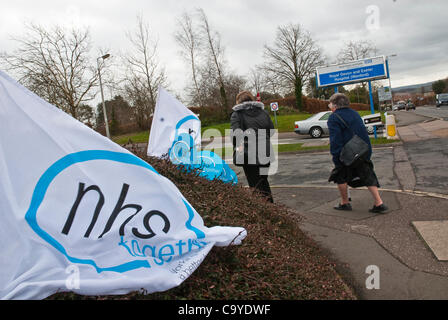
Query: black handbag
333 113 369 166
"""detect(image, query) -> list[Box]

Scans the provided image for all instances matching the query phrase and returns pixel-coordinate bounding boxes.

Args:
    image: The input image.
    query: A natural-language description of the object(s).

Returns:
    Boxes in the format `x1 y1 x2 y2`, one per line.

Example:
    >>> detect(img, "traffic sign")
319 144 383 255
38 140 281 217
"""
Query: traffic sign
270 102 279 128
378 86 392 102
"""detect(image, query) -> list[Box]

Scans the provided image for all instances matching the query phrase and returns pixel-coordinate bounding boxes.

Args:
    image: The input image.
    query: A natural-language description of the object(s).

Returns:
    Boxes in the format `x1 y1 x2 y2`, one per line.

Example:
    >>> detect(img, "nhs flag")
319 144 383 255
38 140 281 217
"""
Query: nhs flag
0 72 246 299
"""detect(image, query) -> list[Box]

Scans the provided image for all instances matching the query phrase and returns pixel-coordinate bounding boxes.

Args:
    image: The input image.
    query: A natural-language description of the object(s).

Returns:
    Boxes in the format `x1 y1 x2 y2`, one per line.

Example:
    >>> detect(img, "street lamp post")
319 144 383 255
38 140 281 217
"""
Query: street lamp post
97 54 111 139
387 54 397 106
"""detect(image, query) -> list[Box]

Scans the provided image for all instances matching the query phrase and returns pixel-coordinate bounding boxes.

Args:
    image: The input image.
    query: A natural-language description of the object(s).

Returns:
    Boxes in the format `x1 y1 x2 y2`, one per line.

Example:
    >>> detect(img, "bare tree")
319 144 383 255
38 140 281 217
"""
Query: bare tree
196 8 229 113
174 8 240 113
336 40 378 63
263 23 323 111
223 73 247 106
123 74 151 129
123 15 167 128
336 40 379 102
0 23 99 119
174 11 205 107
248 66 266 95
78 104 95 127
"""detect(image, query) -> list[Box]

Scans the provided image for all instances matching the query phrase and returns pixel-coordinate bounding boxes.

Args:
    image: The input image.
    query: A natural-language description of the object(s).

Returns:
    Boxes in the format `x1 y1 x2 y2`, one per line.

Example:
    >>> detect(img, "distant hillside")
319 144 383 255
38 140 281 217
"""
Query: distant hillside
393 81 434 94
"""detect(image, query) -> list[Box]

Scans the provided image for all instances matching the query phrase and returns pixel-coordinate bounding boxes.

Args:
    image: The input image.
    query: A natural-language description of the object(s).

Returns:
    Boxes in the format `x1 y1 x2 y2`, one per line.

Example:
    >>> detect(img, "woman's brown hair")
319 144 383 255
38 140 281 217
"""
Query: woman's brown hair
236 91 255 104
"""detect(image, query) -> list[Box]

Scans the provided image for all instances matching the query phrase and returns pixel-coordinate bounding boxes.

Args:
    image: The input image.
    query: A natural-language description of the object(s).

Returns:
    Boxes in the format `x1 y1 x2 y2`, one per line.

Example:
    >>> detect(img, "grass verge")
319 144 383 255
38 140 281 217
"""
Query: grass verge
113 131 149 145
113 111 385 144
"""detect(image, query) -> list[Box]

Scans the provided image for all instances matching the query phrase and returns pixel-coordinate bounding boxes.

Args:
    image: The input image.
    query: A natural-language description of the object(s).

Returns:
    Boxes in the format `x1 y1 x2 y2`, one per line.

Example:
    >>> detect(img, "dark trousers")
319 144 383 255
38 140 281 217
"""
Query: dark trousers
243 165 273 203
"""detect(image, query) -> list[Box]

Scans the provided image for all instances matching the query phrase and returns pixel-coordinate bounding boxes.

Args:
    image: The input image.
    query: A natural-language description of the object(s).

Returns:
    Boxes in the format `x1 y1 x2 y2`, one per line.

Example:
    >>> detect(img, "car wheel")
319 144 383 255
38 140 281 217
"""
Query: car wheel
367 126 374 134
310 127 323 138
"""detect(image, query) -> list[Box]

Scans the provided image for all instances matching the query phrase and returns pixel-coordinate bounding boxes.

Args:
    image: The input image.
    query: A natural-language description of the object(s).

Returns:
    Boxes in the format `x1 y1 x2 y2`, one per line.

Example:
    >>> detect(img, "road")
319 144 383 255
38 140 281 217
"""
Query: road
202 132 329 151
414 104 448 121
231 145 398 190
390 104 448 125
231 104 448 196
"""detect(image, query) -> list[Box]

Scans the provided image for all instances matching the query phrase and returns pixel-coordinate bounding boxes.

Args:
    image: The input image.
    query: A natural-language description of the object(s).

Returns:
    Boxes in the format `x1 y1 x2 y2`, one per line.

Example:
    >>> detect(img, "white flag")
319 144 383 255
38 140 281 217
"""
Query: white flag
0 71 246 300
147 87 201 158
147 87 238 185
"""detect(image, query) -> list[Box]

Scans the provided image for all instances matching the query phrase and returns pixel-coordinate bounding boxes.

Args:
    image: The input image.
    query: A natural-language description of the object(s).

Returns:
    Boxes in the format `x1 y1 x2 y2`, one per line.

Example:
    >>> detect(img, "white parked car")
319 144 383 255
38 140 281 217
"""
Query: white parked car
294 111 331 138
294 111 383 138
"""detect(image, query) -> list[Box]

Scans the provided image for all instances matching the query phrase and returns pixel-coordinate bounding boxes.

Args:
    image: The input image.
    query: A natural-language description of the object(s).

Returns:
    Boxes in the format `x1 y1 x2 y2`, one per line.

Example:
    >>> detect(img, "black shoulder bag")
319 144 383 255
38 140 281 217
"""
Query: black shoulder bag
333 113 369 166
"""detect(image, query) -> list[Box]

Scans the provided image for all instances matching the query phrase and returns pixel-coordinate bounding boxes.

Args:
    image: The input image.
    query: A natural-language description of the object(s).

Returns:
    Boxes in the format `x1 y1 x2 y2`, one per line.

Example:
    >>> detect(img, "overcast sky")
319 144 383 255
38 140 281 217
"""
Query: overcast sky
1 0 447 102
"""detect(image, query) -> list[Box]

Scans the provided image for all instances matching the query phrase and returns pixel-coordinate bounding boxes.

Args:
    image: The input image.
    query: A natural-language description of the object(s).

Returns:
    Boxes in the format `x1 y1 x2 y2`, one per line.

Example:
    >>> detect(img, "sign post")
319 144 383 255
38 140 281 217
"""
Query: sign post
270 102 279 128
368 81 377 139
378 86 392 111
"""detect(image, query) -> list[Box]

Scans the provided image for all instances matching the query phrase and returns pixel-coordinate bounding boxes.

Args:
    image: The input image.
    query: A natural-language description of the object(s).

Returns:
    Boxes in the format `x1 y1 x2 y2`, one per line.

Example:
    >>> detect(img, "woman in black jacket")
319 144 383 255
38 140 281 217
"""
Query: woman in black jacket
230 91 274 203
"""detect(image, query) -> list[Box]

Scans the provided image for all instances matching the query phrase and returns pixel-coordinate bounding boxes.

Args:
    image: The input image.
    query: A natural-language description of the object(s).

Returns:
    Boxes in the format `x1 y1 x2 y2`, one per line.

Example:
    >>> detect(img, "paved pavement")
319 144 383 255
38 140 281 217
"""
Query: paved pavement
229 107 448 299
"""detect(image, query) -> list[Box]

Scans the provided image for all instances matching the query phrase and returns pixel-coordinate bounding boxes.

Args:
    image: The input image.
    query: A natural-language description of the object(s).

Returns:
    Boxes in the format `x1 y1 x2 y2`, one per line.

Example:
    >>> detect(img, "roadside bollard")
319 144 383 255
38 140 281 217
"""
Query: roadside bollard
385 113 398 140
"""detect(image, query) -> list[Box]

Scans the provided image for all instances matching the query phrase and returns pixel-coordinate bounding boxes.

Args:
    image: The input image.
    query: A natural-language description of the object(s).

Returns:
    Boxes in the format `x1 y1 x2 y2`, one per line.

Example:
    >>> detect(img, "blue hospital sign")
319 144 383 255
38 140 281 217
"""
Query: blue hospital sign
316 56 388 88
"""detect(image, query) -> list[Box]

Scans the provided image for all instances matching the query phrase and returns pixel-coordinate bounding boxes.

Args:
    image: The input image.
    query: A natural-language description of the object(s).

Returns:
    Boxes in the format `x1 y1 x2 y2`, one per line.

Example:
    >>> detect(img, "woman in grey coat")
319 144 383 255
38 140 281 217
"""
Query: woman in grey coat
230 91 274 203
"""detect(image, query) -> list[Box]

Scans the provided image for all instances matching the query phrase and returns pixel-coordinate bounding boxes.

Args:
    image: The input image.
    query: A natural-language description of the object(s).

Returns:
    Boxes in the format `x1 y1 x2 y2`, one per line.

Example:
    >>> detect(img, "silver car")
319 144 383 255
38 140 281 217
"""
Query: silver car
294 111 383 138
294 111 331 138
392 101 406 111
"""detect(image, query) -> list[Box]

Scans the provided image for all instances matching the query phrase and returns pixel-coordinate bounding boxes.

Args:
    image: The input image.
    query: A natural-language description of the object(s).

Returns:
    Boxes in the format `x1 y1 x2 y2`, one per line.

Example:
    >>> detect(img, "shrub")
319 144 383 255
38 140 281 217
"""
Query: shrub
96 120 150 137
265 96 370 113
189 106 229 127
349 103 371 111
